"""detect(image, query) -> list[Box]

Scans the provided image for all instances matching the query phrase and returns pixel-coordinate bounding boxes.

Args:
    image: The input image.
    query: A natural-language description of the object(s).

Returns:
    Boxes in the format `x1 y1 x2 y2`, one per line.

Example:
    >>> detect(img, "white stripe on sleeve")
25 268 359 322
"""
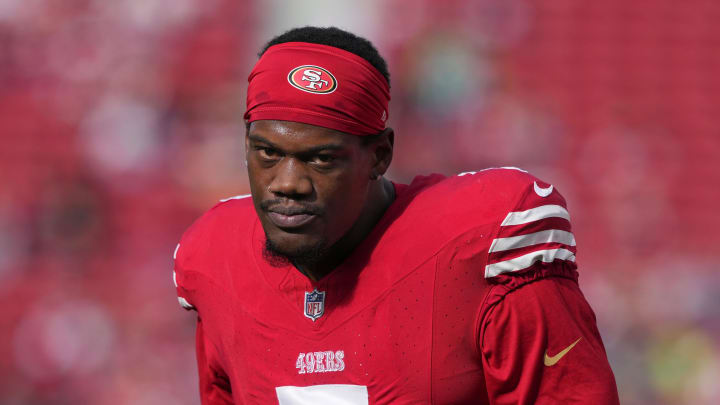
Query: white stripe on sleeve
501 204 570 226
488 229 576 253
485 248 576 278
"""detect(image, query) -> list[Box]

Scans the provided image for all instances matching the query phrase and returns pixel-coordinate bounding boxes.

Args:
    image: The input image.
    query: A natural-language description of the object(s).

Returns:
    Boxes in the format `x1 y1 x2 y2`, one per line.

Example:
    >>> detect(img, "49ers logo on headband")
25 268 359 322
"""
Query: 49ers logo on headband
288 65 338 94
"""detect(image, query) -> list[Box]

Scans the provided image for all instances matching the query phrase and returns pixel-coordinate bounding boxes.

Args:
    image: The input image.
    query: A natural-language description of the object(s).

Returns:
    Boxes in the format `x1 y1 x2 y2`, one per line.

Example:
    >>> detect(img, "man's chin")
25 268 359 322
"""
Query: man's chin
263 237 328 268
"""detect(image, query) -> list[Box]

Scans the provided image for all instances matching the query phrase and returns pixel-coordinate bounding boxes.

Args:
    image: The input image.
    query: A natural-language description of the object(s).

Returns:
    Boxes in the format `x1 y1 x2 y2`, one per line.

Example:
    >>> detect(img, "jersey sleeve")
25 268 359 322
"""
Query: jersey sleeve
479 277 619 404
484 178 577 281
173 242 235 404
172 208 239 404
478 176 618 404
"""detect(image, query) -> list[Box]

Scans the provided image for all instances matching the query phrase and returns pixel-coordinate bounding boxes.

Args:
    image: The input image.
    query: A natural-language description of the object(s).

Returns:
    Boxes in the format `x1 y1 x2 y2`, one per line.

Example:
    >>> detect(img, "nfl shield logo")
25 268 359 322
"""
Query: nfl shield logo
304 288 326 321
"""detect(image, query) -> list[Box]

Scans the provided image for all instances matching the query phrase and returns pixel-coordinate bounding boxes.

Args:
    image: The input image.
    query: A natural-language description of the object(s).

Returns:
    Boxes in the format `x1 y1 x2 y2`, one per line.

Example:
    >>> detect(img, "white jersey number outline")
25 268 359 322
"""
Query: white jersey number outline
276 384 368 405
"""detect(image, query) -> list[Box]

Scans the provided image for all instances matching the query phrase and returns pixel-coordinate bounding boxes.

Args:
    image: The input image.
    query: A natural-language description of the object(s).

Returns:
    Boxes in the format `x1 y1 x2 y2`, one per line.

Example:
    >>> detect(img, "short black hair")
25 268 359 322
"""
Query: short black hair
259 26 390 87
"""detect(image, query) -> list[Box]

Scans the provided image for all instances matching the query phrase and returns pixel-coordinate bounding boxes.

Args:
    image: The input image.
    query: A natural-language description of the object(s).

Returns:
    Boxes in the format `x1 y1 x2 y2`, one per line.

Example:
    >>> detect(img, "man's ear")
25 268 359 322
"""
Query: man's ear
371 127 394 177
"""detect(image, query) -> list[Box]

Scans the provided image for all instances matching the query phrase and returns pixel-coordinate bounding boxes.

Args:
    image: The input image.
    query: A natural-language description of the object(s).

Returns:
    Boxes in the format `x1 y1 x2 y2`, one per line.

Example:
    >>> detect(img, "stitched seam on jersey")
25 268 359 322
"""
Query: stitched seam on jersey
474 284 500 358
475 292 500 358
476 274 578 356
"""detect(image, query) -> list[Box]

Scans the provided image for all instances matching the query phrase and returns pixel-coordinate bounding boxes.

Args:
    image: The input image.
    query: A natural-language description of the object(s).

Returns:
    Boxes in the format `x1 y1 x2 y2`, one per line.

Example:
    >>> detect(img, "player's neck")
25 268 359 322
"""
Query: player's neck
294 178 395 282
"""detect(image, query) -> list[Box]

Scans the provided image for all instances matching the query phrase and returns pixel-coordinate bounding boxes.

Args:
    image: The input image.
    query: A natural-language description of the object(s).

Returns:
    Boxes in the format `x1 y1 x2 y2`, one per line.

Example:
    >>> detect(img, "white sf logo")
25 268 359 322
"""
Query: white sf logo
301 69 328 89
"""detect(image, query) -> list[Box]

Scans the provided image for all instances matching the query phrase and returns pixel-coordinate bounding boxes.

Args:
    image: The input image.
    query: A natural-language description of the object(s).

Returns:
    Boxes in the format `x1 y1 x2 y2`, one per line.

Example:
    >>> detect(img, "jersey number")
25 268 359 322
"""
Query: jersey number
275 384 369 405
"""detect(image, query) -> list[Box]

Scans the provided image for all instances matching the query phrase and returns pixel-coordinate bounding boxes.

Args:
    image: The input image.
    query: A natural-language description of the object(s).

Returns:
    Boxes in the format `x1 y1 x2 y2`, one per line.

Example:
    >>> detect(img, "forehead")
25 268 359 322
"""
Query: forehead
247 120 360 151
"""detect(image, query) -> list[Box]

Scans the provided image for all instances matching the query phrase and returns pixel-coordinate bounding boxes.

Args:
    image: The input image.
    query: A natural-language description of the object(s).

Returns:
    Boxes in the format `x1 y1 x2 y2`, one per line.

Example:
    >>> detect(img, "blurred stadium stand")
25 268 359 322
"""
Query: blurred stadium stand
1 0 718 404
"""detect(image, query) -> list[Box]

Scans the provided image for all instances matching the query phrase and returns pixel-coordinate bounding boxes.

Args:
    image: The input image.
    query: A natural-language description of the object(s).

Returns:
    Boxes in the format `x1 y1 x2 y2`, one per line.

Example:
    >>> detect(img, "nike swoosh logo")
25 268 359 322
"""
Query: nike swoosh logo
534 181 554 197
544 337 582 366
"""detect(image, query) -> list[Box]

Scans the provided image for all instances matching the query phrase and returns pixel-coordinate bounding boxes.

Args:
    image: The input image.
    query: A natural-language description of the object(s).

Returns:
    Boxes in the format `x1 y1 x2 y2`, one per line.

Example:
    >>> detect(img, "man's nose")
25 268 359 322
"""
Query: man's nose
268 158 313 197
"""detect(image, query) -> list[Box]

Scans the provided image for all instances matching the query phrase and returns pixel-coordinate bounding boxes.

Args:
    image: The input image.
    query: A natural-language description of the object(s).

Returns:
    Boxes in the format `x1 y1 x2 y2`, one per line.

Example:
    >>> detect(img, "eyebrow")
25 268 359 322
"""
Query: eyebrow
247 134 346 154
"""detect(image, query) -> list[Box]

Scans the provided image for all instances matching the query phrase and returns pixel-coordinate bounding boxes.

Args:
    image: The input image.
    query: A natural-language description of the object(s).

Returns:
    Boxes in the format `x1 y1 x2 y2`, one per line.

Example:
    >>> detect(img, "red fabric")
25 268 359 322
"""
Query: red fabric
174 170 618 404
244 42 390 136
195 317 234 405
479 277 620 404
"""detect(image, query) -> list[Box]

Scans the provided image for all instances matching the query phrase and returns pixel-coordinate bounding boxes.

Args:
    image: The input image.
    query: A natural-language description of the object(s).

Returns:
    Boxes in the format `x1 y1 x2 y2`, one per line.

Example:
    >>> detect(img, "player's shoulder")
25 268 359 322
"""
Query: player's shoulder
173 194 255 311
175 193 256 266
410 167 567 221
430 168 577 283
448 166 559 203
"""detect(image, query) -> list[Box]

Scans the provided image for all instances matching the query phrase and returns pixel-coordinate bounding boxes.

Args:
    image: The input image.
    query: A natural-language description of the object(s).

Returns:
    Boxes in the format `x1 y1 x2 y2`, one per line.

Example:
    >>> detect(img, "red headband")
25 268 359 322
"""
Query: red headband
244 42 390 136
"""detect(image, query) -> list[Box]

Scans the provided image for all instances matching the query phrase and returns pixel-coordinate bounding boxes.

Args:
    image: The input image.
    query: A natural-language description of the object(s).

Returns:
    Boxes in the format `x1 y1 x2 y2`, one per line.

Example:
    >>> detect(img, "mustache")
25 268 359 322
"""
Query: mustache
260 199 324 216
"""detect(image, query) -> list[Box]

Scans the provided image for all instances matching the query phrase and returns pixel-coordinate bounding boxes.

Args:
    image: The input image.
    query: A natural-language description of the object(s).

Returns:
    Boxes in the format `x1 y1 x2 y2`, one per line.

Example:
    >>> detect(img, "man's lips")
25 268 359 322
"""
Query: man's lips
267 211 317 229
261 200 322 229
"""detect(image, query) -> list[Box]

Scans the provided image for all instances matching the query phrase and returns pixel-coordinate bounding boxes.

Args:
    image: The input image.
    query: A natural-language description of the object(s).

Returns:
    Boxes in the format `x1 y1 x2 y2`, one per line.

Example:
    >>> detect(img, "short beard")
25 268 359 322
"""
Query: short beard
263 238 329 269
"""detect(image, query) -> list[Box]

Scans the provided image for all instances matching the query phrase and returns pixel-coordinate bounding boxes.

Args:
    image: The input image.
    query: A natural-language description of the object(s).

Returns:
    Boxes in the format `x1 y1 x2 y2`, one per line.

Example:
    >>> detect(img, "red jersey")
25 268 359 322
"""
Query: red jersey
174 168 619 404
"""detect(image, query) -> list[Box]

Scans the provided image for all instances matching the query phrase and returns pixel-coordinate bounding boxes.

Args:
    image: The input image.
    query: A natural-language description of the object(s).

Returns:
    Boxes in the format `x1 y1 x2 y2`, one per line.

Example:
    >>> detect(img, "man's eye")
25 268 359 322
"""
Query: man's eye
257 147 280 160
312 154 335 165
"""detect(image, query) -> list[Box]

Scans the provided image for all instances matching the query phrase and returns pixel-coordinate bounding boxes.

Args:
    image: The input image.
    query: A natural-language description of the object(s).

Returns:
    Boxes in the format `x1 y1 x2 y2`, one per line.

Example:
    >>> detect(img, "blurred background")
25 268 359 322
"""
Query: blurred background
1 0 719 404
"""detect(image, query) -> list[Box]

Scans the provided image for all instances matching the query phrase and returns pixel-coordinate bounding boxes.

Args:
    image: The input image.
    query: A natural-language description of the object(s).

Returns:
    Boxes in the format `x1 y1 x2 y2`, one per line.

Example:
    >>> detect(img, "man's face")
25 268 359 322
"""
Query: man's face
246 120 375 262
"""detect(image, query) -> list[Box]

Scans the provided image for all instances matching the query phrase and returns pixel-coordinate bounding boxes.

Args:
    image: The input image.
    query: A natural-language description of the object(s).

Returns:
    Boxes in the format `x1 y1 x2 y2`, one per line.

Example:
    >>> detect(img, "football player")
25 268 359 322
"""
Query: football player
174 26 619 404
